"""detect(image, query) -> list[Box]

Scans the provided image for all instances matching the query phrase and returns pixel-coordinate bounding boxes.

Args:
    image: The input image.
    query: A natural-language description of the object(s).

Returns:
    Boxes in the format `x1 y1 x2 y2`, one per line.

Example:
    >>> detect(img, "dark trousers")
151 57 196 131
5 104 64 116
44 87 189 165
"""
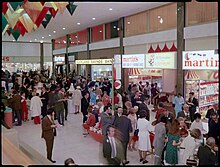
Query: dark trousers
41 105 47 118
82 113 87 123
122 141 128 161
63 101 68 119
15 110 22 125
107 157 121 165
56 110 64 125
189 108 196 122
161 143 167 162
44 138 54 160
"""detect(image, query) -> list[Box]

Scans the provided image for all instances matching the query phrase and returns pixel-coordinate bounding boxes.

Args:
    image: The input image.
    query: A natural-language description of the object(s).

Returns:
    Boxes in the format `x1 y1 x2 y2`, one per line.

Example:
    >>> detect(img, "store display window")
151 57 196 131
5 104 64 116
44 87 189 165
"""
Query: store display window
69 33 78 46
54 36 66 49
105 20 120 39
77 29 87 45
91 24 104 42
91 65 112 81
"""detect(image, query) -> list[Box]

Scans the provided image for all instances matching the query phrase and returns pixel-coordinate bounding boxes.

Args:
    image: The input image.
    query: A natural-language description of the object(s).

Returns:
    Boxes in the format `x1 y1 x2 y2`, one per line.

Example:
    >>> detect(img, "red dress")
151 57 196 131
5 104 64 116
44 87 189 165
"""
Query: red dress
21 97 28 121
83 114 96 130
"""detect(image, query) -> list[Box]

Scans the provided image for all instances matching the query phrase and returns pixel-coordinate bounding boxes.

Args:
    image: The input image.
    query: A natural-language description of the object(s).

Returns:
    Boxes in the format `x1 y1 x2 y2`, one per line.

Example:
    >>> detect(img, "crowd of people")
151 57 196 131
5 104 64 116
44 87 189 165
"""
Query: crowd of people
1 69 219 165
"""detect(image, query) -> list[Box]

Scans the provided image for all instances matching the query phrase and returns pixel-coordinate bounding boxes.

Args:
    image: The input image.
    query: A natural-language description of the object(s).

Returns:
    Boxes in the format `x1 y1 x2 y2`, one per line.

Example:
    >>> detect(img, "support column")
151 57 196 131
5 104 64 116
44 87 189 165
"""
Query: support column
119 17 126 92
66 34 70 75
87 28 91 80
176 2 185 95
40 42 44 71
51 39 55 75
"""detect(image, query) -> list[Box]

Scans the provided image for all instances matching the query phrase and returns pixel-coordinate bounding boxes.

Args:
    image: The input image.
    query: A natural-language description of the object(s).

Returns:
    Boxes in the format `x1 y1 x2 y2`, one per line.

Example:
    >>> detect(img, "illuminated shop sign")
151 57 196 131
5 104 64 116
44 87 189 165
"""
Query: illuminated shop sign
145 52 177 69
75 59 112 64
54 56 65 62
182 50 219 70
122 54 145 68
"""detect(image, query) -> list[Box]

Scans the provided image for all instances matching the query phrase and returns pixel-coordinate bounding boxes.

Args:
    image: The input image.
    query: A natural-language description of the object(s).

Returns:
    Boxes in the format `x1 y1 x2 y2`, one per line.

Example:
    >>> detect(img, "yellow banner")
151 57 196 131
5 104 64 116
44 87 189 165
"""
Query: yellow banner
76 59 113 65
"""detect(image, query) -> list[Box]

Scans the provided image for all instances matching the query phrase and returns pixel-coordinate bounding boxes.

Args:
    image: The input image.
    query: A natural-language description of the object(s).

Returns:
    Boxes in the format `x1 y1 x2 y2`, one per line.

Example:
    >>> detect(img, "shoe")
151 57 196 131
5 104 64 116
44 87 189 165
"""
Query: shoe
132 147 137 151
122 160 129 166
161 161 165 166
65 118 67 120
142 160 148 164
128 146 133 151
140 158 143 162
49 159 56 163
74 112 77 115
83 132 89 135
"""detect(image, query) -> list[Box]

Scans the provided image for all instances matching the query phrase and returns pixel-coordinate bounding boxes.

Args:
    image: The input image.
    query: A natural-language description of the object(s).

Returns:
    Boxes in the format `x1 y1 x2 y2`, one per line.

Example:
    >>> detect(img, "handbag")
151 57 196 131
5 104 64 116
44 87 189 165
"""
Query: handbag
134 129 139 136
186 155 197 166
53 128 57 136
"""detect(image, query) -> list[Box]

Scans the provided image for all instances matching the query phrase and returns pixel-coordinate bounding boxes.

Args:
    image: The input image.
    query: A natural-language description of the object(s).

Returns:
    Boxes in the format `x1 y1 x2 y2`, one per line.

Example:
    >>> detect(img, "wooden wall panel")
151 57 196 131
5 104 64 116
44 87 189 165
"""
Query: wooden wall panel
90 47 120 59
149 3 177 32
186 0 218 26
125 11 148 37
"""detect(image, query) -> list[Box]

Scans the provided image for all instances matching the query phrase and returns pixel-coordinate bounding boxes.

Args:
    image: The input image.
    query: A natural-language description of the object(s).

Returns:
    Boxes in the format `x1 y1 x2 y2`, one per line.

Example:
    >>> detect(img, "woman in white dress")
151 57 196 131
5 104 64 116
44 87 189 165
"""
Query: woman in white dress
72 86 82 114
30 92 42 124
178 128 202 165
137 110 153 164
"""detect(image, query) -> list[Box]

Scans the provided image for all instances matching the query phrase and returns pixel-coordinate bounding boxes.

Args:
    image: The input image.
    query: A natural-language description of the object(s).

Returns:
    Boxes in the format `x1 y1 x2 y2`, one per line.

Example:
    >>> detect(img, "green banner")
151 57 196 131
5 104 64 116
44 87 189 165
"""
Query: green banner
2 13 8 32
66 4 77 16
9 2 23 11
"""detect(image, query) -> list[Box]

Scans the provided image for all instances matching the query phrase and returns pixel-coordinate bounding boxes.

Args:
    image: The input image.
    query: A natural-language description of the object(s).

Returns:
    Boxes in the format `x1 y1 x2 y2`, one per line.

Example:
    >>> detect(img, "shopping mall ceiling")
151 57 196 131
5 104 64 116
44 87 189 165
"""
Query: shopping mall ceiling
2 2 171 43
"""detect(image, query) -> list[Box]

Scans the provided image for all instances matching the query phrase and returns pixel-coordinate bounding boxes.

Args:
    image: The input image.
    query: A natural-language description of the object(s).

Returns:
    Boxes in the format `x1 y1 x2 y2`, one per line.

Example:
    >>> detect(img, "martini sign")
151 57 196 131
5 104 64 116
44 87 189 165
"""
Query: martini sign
182 50 219 70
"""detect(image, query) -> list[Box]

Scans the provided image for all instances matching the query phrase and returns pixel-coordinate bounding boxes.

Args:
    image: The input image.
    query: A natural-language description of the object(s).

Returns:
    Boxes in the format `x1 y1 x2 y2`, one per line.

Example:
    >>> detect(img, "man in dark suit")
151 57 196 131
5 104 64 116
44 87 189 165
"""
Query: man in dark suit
197 137 218 165
81 91 90 123
177 104 191 122
103 125 124 165
101 105 115 136
206 104 219 129
113 107 132 165
138 96 150 121
8 90 22 126
41 108 57 163
41 85 49 118
187 92 198 122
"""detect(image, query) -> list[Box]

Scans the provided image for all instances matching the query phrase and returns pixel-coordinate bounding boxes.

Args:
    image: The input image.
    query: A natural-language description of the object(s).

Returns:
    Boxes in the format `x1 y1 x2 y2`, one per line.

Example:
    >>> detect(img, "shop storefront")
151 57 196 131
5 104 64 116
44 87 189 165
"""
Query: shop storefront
53 54 66 75
182 50 219 117
75 59 113 81
2 56 52 73
122 52 177 93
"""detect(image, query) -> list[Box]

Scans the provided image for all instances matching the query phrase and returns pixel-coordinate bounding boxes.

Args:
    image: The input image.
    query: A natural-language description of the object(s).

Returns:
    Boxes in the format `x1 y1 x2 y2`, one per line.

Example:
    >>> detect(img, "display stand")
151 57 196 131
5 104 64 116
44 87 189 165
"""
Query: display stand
185 80 218 118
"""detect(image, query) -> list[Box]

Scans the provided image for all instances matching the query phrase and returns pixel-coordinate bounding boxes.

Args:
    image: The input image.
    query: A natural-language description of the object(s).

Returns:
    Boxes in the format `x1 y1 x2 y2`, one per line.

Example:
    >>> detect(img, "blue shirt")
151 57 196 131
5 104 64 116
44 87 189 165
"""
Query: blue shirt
172 96 184 113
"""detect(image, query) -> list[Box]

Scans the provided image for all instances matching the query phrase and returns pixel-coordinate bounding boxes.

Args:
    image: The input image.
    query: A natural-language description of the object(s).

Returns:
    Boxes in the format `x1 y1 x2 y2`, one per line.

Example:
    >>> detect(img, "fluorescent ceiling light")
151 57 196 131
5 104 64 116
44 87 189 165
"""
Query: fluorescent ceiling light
77 22 80 25
42 37 44 39
63 27 66 30
53 31 56 33
92 18 96 20
127 21 130 24
109 8 113 11
49 34 51 36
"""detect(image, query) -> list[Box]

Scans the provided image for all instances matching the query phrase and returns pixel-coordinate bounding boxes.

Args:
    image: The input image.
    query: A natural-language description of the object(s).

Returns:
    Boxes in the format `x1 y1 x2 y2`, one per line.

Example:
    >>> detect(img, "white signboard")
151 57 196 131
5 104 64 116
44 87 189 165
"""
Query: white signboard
182 50 219 70
75 59 112 65
122 54 145 68
114 54 121 80
145 52 177 69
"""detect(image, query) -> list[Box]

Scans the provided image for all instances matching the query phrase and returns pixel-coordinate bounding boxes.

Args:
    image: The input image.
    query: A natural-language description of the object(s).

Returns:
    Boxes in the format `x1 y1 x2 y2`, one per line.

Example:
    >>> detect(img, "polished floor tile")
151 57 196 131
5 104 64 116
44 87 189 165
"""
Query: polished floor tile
13 106 157 165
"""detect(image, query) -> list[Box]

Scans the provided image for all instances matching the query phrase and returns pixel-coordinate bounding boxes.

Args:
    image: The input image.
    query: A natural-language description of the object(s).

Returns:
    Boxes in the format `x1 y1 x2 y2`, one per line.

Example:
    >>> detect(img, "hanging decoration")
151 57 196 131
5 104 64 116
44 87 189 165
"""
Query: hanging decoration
169 42 177 51
148 45 155 53
154 44 162 52
162 43 169 52
2 1 77 40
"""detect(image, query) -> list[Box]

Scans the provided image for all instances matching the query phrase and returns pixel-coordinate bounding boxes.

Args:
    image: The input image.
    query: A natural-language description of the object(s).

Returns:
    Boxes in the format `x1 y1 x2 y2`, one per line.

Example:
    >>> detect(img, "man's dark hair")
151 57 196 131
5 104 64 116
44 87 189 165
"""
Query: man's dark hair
194 113 201 120
160 116 167 124
139 110 146 118
104 106 110 112
47 108 55 115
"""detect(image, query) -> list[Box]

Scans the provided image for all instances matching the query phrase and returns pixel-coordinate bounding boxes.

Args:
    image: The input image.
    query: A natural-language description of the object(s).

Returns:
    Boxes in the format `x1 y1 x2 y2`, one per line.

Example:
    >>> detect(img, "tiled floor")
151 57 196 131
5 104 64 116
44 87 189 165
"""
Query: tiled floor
13 106 157 165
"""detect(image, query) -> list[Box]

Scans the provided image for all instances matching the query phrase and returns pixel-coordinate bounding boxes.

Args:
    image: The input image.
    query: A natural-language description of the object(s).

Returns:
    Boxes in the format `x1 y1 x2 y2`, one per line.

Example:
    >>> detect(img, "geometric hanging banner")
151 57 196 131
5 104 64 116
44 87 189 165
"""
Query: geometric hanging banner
66 3 77 16
9 28 21 41
9 2 23 11
2 1 77 40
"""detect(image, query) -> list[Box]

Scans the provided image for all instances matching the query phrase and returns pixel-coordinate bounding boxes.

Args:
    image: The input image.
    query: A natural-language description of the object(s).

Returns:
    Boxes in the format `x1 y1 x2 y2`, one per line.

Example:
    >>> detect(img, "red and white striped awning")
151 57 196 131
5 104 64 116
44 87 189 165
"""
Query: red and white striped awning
129 68 141 75
185 70 199 80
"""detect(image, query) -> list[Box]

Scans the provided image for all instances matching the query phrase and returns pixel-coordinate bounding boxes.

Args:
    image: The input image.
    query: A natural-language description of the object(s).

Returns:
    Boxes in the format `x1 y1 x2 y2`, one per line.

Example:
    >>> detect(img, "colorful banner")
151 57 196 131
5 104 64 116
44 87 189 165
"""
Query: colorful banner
145 52 177 69
114 54 121 80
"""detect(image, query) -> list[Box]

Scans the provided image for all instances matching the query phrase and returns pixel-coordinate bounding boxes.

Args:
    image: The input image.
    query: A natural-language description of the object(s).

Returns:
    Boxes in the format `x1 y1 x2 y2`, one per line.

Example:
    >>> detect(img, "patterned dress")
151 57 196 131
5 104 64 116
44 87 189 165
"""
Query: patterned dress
165 133 180 164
